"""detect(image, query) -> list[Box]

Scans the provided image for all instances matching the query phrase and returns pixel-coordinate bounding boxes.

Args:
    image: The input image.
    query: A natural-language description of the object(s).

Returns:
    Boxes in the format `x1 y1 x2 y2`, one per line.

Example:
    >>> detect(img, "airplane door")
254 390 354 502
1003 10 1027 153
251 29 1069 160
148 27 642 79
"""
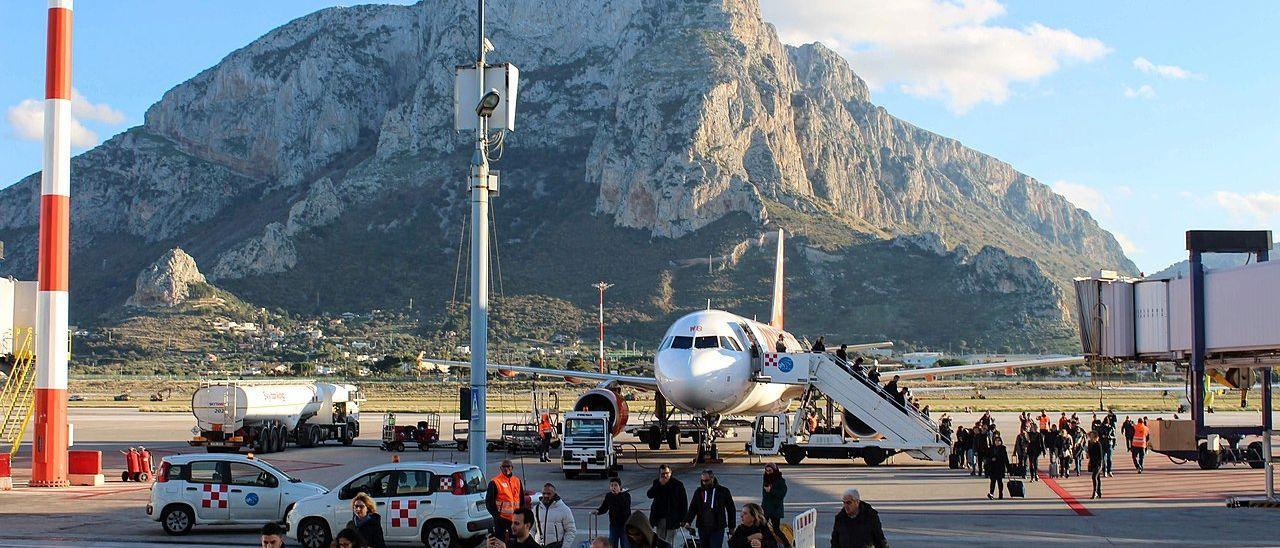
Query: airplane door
735 323 762 375
751 414 782 455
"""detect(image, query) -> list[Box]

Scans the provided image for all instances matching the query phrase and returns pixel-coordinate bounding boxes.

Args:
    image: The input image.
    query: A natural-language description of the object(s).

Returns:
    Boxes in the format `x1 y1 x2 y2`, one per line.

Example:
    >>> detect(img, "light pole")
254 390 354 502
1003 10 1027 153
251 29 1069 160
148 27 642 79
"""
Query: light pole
593 282 613 373
466 0 492 470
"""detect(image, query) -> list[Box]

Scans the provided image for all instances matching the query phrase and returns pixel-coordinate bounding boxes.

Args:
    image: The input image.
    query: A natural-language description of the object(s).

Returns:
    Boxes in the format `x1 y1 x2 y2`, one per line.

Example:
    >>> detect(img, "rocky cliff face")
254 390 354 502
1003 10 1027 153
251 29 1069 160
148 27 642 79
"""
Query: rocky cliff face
126 248 208 308
0 0 1134 351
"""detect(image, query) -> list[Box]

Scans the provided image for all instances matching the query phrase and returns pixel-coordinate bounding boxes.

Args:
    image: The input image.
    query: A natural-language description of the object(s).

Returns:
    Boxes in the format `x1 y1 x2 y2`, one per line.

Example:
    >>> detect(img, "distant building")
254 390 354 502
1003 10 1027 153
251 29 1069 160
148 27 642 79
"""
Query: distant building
900 352 945 367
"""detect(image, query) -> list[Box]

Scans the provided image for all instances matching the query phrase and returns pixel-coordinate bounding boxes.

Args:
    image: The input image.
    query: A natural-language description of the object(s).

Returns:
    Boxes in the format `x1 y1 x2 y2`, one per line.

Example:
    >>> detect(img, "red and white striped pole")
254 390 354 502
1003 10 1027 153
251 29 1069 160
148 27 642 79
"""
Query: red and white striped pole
32 0 73 488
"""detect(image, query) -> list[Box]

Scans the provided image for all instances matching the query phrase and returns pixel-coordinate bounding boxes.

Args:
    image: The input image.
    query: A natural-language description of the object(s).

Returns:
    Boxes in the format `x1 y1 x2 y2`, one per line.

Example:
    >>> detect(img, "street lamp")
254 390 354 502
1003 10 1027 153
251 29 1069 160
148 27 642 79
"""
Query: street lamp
593 282 613 373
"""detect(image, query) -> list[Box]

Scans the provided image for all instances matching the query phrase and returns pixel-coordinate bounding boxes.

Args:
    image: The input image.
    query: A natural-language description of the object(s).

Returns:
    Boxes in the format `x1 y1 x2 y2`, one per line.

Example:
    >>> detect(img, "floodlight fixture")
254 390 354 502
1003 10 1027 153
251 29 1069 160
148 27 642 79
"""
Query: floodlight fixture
476 89 501 117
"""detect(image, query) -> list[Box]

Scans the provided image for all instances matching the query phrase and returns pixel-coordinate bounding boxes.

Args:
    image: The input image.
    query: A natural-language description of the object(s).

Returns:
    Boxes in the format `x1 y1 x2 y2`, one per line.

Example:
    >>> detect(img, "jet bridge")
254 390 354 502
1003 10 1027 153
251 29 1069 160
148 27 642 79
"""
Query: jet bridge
751 352 948 464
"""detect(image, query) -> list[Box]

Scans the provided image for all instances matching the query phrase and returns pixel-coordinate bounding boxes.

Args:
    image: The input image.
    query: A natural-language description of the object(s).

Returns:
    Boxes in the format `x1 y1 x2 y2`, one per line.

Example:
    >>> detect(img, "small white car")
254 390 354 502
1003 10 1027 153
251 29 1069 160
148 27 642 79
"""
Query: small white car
147 453 326 535
287 461 493 548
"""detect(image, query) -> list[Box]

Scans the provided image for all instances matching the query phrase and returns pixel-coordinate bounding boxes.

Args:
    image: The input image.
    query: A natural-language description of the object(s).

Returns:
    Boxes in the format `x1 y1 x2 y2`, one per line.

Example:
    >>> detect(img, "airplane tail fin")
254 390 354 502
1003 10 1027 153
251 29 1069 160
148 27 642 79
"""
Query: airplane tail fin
770 228 784 329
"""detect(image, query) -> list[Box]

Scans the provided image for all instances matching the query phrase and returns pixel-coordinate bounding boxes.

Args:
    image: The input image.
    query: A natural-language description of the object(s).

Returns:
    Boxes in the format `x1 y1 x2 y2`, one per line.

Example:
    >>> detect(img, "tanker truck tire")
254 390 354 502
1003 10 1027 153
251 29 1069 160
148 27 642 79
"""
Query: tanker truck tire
254 430 270 453
307 424 322 447
275 425 288 452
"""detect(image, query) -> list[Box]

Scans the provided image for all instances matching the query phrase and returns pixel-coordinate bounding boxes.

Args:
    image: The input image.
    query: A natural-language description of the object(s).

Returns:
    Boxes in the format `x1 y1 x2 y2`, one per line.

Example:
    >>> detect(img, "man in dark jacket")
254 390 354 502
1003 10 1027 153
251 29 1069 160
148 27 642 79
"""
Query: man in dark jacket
647 465 687 546
1026 425 1044 482
831 489 887 548
972 425 990 477
596 478 633 548
683 470 736 548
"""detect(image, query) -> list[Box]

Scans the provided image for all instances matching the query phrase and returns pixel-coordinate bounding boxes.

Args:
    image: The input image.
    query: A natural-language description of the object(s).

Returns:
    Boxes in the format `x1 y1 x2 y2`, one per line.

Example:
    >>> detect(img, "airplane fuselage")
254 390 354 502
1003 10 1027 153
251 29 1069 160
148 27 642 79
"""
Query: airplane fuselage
653 310 806 416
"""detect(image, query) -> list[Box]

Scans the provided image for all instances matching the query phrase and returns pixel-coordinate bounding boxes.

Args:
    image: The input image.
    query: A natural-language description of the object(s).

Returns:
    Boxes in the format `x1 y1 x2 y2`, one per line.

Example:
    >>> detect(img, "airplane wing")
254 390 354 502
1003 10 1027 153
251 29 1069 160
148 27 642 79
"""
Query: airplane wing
909 386 976 393
891 356 1085 381
843 341 893 352
425 359 659 389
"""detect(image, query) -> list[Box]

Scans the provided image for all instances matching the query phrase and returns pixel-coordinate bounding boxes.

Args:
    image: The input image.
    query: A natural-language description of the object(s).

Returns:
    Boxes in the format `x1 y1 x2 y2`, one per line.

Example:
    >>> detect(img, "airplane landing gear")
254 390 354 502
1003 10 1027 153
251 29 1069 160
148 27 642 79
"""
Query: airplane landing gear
695 415 723 464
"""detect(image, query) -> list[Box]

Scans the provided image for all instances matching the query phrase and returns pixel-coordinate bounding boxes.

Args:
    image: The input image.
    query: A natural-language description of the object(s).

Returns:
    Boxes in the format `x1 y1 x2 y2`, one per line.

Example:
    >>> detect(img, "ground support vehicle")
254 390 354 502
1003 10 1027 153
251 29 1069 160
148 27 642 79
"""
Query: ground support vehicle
382 413 442 452
189 380 364 454
286 461 493 548
497 422 542 454
147 453 325 535
560 411 620 479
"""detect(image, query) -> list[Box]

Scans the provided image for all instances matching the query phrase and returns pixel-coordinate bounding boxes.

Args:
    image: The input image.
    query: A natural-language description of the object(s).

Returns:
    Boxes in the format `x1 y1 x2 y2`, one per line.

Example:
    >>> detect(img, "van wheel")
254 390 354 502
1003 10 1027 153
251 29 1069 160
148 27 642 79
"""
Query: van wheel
423 521 457 548
161 505 193 535
298 518 332 548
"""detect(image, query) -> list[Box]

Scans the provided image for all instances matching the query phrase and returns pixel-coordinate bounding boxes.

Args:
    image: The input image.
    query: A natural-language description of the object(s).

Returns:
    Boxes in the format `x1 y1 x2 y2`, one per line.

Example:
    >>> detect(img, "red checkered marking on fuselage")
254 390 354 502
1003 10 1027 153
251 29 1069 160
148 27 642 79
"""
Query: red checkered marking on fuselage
390 499 419 528
201 483 229 509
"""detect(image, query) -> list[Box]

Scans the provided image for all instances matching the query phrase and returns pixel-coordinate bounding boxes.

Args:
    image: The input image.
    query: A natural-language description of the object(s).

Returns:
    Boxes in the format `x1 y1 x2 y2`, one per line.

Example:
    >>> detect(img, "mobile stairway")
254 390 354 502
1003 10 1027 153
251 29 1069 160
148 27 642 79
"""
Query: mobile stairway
748 352 948 465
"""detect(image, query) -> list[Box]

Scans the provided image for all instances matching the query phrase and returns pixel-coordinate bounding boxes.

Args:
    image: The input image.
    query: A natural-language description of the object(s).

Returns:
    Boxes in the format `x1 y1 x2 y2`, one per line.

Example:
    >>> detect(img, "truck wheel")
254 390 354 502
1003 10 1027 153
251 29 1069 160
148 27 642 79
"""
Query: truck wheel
422 520 457 548
783 448 804 465
161 504 193 535
254 430 270 453
277 426 289 452
667 428 681 450
1247 441 1266 469
308 425 322 447
298 517 332 548
1198 443 1221 470
863 447 888 467
392 441 406 452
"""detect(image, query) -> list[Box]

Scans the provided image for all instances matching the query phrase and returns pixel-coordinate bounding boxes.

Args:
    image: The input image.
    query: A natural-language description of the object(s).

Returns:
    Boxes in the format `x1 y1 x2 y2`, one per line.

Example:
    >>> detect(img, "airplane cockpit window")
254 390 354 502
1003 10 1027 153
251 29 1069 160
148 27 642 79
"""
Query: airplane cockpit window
694 336 719 349
660 336 674 350
719 336 742 351
671 336 694 349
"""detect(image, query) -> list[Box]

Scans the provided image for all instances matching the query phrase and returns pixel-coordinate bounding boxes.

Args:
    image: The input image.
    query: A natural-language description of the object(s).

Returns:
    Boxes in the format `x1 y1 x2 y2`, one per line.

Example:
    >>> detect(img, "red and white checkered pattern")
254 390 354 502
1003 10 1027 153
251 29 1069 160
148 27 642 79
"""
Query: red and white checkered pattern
201 483 229 509
438 477 454 492
389 499 419 528
763 353 780 368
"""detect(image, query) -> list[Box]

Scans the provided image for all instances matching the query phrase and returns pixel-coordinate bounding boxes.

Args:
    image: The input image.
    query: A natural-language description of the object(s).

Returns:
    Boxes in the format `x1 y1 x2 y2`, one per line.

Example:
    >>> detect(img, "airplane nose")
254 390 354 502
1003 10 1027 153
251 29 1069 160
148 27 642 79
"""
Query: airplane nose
655 350 740 414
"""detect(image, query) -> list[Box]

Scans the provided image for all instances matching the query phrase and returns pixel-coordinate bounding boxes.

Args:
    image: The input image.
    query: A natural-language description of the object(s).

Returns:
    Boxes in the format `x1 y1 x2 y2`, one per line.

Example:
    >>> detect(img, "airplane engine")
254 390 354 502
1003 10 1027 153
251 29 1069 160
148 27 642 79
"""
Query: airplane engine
497 369 519 378
574 388 629 436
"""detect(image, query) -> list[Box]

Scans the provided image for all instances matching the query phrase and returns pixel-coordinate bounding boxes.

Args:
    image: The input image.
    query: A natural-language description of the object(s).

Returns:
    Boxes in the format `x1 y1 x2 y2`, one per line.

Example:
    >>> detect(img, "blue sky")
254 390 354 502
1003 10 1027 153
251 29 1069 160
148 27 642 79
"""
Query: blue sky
2 1 1278 273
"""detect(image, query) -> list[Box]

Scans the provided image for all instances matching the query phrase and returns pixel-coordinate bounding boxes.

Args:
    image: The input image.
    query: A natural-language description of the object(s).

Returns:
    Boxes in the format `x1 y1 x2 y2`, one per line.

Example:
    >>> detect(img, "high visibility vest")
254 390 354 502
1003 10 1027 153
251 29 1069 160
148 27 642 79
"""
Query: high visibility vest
538 418 553 435
1132 424 1149 448
493 474 524 520
1038 417 1049 430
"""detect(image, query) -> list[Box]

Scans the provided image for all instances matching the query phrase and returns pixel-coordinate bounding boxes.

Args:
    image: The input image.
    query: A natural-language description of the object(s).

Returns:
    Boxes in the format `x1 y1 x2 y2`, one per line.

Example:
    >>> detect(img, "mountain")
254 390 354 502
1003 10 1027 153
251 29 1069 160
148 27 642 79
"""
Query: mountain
0 0 1135 353
1147 242 1279 279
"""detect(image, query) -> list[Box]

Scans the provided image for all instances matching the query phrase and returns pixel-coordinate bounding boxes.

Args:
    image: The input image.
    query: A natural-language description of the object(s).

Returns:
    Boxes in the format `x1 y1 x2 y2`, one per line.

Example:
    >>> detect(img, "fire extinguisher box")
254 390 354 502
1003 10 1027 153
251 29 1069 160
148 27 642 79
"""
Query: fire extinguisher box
68 450 104 487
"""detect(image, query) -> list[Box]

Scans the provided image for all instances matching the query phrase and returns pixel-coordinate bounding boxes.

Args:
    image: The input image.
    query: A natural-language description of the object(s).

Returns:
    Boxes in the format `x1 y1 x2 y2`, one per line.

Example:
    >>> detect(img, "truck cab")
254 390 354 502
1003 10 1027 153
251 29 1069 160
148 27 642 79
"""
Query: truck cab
560 411 617 479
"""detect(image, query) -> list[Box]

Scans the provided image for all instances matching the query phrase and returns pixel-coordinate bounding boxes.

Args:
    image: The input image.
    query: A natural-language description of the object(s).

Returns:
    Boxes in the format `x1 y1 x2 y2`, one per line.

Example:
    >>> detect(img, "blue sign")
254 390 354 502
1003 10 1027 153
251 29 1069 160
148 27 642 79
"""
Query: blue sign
245 492 259 506
778 357 794 373
471 389 481 419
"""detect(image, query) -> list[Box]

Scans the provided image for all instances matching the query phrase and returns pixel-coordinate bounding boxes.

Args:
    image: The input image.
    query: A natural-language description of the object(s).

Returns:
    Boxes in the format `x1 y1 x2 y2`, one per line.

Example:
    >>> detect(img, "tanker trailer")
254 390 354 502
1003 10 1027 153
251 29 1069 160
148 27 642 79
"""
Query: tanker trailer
190 380 364 453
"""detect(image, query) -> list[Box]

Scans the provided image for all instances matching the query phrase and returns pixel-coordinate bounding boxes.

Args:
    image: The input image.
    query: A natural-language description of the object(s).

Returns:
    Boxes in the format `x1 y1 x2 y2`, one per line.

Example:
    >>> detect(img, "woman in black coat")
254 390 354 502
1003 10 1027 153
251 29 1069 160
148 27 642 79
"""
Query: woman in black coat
986 435 1010 500
728 504 778 548
347 493 386 548
1087 431 1104 499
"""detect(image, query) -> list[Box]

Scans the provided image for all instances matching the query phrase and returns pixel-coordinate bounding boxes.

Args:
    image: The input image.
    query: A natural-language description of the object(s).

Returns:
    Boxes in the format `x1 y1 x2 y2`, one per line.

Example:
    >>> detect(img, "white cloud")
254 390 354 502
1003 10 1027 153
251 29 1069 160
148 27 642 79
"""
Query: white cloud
1051 180 1111 219
759 0 1109 113
1133 57 1197 79
1214 191 1280 225
5 89 124 148
1123 84 1155 100
1113 232 1139 255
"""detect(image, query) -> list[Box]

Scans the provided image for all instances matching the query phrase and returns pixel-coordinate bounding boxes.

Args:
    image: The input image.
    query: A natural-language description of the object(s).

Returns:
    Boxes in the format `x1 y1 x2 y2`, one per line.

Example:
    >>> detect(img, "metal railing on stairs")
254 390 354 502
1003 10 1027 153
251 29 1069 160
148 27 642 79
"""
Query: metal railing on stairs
1 328 37 457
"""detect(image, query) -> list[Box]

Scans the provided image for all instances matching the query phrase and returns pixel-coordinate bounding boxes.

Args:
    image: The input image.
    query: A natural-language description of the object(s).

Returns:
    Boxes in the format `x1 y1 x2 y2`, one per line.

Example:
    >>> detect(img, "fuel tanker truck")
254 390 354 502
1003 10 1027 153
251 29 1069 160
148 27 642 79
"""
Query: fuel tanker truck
190 380 364 453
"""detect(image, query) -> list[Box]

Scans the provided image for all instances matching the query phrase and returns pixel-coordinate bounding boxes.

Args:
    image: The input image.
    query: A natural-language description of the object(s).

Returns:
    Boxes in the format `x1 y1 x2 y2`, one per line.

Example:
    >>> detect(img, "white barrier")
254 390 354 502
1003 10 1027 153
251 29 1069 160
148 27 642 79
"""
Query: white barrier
792 508 818 548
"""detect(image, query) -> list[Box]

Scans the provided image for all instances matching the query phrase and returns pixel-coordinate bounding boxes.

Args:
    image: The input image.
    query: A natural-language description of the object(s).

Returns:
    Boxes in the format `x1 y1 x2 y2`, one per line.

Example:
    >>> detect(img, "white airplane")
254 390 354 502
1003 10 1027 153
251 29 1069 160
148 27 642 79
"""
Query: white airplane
436 229 1084 454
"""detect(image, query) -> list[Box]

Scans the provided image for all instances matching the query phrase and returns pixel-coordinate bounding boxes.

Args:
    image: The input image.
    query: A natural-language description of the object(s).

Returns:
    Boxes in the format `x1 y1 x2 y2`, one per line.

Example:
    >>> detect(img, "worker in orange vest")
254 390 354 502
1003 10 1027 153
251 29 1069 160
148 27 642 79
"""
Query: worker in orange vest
1130 417 1149 473
486 460 526 542
538 413 554 462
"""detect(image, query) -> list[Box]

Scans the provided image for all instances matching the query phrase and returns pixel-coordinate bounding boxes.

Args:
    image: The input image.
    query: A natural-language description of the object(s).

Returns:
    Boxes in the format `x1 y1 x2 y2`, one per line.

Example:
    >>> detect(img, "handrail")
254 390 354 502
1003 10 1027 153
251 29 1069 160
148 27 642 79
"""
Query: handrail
818 353 938 435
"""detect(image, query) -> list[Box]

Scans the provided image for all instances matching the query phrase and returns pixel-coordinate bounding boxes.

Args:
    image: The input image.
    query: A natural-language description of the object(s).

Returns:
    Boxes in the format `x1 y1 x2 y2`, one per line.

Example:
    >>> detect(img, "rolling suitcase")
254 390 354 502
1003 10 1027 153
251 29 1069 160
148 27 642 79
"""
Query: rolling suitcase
1007 479 1025 498
949 451 961 469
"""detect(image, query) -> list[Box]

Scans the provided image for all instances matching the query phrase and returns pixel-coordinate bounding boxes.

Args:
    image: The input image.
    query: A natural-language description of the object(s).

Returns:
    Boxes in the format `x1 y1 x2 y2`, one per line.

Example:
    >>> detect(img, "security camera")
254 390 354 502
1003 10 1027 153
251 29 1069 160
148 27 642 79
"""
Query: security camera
476 89 501 117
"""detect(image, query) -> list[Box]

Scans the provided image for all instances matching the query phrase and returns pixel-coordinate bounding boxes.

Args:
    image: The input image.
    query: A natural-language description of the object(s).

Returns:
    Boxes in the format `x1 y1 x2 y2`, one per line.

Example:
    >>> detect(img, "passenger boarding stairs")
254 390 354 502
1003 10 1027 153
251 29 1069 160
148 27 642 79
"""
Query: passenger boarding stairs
0 328 37 457
758 351 949 462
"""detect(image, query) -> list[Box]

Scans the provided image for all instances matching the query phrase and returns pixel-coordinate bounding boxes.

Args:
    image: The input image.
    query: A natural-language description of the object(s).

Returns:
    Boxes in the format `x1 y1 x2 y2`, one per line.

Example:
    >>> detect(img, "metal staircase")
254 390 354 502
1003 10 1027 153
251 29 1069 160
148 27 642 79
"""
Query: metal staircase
0 328 37 457
810 354 948 461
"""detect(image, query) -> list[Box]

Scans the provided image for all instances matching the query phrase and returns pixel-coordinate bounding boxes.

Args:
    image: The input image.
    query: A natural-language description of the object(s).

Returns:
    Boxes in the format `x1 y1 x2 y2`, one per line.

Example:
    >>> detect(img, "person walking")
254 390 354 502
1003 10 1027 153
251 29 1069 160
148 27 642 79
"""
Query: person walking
882 376 900 402
1026 424 1043 482
534 483 577 548
1013 427 1029 478
830 489 887 548
867 364 880 385
1087 431 1104 499
626 511 673 548
760 464 787 532
684 470 736 548
347 492 386 548
336 527 369 548
1122 416 1135 450
1045 424 1060 473
596 477 633 548
492 508 542 548
1071 424 1086 477
775 334 787 353
1131 417 1149 473
972 424 990 477
810 336 826 353
1037 411 1050 432
729 504 779 548
260 522 287 548
1099 416 1116 477
538 413 555 462
647 465 687 547
487 460 526 543
835 344 848 363
986 435 1010 499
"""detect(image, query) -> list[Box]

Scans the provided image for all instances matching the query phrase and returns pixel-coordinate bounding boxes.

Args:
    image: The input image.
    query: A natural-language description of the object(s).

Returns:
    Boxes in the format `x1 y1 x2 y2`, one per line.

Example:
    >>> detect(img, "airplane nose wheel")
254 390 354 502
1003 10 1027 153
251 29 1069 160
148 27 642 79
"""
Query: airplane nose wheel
694 428 723 464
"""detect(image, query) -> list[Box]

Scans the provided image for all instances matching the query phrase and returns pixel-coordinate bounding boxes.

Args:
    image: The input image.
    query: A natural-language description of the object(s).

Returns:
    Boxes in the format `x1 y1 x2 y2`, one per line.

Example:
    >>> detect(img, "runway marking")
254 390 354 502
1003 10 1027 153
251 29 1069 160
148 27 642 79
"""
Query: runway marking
1037 471 1091 516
